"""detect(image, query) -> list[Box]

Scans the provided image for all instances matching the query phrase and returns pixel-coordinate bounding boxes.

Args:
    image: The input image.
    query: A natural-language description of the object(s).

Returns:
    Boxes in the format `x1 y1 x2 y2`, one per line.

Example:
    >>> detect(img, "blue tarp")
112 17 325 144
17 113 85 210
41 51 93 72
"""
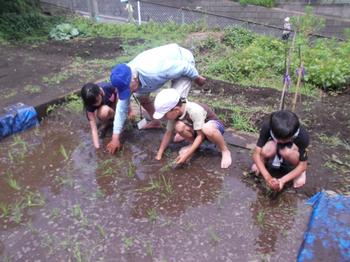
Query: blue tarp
298 191 350 262
0 103 39 140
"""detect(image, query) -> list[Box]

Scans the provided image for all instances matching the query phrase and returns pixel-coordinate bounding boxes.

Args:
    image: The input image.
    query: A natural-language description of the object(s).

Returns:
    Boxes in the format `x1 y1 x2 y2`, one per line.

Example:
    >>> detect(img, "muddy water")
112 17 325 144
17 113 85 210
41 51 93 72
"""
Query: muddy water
0 107 310 261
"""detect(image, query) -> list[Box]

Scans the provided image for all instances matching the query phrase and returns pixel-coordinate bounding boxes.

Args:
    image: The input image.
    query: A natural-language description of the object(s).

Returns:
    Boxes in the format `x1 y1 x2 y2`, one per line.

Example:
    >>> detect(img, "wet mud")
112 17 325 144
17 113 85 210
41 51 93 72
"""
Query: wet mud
0 104 311 261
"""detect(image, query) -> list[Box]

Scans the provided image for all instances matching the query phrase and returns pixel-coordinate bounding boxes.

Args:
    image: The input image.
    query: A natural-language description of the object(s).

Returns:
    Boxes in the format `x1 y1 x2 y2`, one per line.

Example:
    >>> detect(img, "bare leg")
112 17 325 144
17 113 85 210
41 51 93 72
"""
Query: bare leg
138 96 161 129
251 140 277 175
279 144 306 188
202 122 231 169
293 171 306 188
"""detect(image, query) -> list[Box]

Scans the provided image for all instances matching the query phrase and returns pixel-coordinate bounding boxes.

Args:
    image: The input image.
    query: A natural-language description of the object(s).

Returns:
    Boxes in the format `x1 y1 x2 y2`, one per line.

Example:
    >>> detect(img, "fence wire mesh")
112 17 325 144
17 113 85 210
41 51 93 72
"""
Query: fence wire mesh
40 0 348 39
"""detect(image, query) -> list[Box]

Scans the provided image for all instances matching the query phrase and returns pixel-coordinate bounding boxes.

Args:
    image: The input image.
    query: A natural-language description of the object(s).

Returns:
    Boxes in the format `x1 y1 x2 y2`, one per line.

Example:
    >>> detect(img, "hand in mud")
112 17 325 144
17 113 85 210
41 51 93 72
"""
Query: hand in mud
278 178 286 191
267 177 280 191
194 75 206 86
175 153 188 165
106 137 122 154
155 152 163 161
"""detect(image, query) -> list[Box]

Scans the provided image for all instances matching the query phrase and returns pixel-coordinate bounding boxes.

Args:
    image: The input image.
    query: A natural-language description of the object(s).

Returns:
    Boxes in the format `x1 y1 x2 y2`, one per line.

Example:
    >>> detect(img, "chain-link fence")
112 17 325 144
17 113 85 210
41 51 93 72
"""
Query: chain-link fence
40 0 348 40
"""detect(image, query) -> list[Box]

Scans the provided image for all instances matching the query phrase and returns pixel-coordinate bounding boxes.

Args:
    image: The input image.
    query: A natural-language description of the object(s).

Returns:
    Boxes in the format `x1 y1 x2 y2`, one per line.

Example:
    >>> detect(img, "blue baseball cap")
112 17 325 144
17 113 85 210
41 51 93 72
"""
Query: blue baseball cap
110 63 132 100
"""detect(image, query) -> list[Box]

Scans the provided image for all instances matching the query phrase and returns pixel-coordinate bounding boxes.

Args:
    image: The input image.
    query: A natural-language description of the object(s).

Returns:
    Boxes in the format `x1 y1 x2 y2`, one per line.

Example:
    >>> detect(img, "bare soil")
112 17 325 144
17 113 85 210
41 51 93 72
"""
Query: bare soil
0 37 349 261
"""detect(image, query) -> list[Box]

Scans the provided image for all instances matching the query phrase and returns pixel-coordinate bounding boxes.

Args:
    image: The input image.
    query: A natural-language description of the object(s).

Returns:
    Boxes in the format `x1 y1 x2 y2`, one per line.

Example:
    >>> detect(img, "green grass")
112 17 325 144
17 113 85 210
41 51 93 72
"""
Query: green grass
146 208 158 223
24 84 42 94
65 94 83 113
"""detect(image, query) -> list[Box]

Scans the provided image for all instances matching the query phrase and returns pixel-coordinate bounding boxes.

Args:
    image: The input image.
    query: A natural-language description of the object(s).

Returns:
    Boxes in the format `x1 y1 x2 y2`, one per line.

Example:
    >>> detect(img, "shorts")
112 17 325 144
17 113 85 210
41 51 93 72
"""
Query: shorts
207 120 225 135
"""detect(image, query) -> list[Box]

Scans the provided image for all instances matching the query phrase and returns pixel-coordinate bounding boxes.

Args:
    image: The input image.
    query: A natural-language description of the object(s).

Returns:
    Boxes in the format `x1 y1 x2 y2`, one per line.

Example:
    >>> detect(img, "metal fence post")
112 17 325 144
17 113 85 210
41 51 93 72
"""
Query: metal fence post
137 1 142 25
181 9 185 25
88 0 99 21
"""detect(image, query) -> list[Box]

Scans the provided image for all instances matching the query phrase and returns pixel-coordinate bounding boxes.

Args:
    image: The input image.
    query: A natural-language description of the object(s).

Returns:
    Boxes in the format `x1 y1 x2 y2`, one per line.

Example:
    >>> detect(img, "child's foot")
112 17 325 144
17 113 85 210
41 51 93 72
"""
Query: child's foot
173 133 186 143
221 150 232 169
293 171 306 188
141 119 162 129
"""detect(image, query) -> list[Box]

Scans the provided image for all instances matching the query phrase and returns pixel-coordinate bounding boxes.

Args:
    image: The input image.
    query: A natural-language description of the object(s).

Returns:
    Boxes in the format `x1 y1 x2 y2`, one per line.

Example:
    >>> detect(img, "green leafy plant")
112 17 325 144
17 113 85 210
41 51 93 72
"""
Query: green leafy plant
49 23 79 40
223 26 256 48
238 0 276 8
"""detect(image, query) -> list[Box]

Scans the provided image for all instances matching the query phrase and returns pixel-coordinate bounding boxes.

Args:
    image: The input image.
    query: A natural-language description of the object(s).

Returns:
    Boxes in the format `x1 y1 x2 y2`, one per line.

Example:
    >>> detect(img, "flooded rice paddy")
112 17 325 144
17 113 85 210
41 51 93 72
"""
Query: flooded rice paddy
0 103 317 261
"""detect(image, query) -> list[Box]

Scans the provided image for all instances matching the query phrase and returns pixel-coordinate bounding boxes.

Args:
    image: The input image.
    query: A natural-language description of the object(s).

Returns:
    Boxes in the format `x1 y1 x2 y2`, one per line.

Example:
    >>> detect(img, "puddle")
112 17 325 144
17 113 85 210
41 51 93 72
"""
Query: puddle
0 105 318 261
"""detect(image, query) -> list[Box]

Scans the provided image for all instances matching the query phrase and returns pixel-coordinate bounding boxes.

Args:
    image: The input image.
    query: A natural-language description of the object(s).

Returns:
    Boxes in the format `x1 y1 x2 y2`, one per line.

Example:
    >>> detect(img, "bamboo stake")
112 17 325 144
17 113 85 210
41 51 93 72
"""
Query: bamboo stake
279 30 297 110
292 45 303 112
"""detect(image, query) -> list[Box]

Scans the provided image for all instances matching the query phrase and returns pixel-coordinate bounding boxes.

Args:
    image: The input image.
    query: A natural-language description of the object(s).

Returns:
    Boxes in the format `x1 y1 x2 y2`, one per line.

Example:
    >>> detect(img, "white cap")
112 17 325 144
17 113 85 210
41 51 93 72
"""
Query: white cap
285 17 290 22
153 89 181 119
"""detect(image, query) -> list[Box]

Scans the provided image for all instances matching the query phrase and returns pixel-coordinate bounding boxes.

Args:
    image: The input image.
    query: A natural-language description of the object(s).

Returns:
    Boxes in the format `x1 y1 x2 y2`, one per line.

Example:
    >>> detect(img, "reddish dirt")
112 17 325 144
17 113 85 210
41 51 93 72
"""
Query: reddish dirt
0 37 126 112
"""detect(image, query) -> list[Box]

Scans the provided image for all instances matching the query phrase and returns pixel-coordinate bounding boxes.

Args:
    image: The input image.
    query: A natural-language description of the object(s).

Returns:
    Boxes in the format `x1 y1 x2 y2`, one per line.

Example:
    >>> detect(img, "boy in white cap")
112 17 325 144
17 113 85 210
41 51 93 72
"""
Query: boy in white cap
106 43 206 154
153 89 232 169
282 17 291 40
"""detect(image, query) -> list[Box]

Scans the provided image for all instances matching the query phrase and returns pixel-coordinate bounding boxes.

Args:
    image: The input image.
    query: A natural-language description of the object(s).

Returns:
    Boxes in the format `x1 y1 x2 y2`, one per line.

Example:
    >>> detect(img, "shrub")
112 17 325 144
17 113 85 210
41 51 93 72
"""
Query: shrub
49 23 79 40
223 26 256 48
0 12 47 40
238 0 276 8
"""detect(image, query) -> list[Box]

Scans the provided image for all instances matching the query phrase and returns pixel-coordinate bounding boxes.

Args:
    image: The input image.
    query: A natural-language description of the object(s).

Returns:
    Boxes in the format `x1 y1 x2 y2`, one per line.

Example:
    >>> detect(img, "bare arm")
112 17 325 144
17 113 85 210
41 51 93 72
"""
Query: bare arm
176 130 205 164
156 129 174 160
279 160 307 189
252 146 279 190
87 112 100 149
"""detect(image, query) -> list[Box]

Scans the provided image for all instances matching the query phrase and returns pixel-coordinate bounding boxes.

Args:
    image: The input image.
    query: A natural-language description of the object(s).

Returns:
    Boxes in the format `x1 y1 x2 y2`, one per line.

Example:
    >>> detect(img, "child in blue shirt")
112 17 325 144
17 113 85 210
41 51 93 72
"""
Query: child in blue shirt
81 82 134 149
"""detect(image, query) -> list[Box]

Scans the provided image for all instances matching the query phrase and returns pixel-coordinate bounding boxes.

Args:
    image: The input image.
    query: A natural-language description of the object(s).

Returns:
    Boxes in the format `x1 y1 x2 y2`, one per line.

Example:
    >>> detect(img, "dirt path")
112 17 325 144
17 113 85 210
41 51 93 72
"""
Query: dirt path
0 37 124 113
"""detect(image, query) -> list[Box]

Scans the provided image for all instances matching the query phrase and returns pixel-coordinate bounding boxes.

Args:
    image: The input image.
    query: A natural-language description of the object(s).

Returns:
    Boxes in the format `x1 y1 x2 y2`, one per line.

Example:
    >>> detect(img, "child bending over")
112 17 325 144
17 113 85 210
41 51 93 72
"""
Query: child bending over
153 89 232 169
252 110 309 191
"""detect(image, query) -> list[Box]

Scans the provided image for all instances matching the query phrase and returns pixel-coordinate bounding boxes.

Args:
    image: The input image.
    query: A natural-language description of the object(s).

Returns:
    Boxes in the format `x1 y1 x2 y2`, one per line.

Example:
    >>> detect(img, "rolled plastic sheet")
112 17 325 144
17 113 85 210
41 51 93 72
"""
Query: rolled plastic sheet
297 191 350 261
0 103 39 140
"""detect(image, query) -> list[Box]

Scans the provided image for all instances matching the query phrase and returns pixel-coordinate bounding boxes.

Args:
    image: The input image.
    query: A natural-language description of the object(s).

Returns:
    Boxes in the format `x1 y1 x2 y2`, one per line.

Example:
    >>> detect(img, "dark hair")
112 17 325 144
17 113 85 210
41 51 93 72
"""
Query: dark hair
270 110 300 139
81 83 100 107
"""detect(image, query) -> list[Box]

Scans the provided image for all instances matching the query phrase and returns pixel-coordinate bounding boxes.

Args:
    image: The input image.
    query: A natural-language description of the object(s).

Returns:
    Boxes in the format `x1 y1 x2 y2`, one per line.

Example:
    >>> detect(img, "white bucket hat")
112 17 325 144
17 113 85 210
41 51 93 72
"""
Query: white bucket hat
153 89 181 119
285 17 290 22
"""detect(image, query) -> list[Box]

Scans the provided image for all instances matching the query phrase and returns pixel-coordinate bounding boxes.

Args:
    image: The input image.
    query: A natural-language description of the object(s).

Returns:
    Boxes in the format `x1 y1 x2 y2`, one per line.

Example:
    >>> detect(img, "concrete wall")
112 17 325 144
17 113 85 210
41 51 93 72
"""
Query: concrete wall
277 0 350 19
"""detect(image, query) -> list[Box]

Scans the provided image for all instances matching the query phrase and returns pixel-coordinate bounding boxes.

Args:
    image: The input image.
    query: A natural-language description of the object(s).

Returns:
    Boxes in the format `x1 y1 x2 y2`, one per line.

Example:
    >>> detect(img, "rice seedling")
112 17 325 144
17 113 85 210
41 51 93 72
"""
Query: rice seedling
96 223 106 238
24 191 45 207
145 241 153 257
59 144 69 161
6 177 21 191
146 208 158 223
161 175 173 195
257 210 266 226
0 202 10 218
5 171 20 191
10 202 23 224
136 177 161 192
126 162 136 178
55 175 74 187
73 243 83 262
71 204 88 226
123 236 133 250
12 135 28 152
100 166 114 177
208 226 220 243
50 208 61 219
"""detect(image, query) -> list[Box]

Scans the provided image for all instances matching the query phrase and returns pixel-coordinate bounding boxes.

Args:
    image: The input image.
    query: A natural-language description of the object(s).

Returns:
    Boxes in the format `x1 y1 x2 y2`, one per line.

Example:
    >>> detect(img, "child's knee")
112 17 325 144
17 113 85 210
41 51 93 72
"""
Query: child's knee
97 106 112 121
175 121 193 138
202 123 216 137
279 146 299 163
261 141 276 158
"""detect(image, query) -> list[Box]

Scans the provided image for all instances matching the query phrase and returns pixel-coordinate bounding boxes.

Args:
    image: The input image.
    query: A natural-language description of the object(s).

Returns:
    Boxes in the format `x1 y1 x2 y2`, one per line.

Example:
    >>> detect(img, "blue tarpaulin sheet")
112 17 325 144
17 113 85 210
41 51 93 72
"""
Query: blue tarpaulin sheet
0 103 39 140
298 191 350 262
